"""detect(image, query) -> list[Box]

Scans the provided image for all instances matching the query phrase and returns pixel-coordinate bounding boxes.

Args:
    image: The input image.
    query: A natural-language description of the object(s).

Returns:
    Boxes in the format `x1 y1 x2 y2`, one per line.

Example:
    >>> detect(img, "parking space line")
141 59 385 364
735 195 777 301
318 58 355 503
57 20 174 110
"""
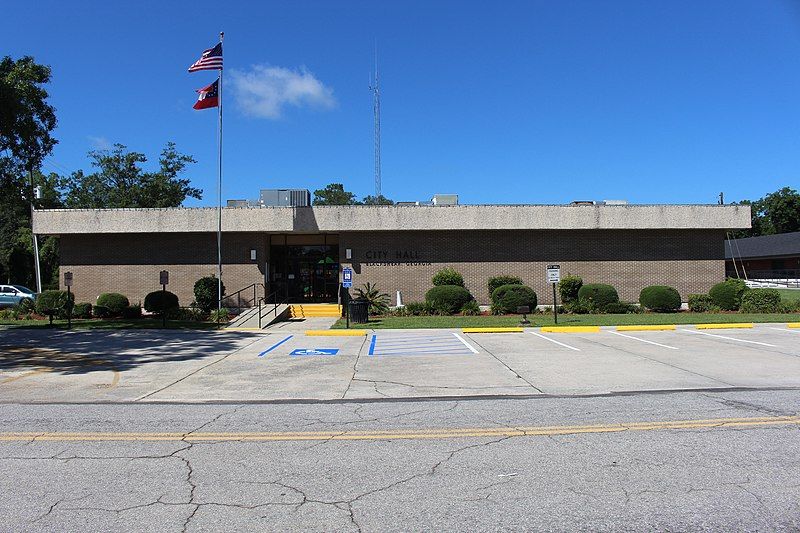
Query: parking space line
452 333 479 354
368 335 377 355
258 335 293 357
770 327 800 334
527 331 581 351
609 331 678 350
683 329 777 347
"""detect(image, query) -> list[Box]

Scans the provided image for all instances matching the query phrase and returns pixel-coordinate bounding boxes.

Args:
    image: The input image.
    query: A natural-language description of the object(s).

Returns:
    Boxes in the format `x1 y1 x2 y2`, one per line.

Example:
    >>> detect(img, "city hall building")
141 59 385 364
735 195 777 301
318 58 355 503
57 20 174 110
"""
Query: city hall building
32 202 751 308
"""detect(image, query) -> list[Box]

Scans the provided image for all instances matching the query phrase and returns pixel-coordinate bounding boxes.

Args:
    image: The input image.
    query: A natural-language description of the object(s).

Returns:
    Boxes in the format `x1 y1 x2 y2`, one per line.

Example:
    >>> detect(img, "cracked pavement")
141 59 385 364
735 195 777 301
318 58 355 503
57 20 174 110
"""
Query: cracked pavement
1 389 800 531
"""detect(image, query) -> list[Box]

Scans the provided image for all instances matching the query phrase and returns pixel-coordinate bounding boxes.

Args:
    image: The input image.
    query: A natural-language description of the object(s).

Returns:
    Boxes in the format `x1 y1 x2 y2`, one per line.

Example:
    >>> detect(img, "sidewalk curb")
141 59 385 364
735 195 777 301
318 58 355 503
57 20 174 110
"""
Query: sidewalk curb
541 326 601 333
307 330 368 336
462 327 524 333
616 325 676 331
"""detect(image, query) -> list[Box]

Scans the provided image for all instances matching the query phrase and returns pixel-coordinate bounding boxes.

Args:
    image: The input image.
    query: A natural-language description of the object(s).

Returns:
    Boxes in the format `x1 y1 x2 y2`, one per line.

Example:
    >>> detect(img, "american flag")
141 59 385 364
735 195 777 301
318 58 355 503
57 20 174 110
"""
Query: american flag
188 42 223 72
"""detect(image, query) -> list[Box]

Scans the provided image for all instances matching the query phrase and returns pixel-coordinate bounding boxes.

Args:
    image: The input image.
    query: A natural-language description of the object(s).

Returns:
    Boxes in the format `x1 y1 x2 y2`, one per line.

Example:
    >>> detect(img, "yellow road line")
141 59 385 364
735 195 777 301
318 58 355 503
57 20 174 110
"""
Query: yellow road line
1 415 795 442
462 327 524 333
616 325 676 331
788 323 800 329
696 323 753 330
540 326 601 333
306 330 367 336
0 367 52 385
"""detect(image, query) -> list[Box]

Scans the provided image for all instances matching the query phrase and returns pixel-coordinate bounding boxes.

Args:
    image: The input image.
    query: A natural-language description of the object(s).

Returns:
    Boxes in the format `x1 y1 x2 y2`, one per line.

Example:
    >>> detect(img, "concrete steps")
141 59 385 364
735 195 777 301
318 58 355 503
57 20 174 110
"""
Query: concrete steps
290 304 342 318
226 304 290 329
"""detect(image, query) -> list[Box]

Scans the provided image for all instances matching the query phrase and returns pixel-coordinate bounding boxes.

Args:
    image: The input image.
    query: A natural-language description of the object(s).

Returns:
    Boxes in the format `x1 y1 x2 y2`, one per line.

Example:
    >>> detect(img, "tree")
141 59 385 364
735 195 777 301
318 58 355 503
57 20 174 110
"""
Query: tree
0 56 58 285
312 183 359 205
64 143 202 208
362 194 394 205
733 187 800 237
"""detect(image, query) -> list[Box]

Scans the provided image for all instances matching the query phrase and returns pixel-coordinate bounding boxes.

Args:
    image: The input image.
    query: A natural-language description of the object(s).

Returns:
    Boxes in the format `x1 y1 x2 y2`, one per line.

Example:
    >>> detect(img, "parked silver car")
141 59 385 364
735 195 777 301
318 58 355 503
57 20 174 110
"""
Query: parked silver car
0 285 37 308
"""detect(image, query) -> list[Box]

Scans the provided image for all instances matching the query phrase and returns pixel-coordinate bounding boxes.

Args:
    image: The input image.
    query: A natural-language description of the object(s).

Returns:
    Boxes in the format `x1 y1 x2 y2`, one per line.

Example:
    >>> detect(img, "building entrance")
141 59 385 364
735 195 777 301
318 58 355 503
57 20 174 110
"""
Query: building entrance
269 237 339 303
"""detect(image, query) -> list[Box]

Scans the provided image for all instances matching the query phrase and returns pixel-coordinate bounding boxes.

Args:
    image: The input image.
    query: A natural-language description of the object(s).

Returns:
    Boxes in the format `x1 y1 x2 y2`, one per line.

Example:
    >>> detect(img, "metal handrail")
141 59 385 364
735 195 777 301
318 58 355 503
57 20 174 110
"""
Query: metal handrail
226 283 265 314
258 290 289 328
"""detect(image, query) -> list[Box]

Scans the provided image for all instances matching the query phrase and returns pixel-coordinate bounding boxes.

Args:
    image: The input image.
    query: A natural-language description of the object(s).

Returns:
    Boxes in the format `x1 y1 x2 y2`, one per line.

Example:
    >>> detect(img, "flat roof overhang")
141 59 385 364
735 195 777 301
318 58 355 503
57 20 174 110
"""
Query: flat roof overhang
32 204 752 235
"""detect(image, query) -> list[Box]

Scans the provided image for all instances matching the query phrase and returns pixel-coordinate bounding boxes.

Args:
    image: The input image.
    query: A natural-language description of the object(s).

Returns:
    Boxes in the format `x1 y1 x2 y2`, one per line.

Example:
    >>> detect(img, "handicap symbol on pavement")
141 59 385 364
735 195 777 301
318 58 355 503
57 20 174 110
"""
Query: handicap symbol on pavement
290 348 340 356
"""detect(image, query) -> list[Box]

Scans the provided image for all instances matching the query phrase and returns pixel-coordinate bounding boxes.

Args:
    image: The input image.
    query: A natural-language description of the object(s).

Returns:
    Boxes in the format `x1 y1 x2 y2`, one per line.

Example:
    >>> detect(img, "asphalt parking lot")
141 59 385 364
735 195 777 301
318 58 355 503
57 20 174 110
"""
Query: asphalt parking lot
1 324 799 402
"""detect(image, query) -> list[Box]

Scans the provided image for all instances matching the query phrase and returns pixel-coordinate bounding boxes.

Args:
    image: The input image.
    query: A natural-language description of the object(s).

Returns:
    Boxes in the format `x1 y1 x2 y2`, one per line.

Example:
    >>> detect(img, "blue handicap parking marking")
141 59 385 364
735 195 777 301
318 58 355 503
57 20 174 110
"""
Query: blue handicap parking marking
258 335 294 357
369 333 477 357
290 348 340 356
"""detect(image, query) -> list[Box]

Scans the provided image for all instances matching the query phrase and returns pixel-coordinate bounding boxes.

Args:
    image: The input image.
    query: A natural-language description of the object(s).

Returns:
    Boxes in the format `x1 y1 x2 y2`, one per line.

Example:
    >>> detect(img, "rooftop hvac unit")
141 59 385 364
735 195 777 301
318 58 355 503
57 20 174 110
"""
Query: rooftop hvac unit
432 194 458 206
259 189 311 207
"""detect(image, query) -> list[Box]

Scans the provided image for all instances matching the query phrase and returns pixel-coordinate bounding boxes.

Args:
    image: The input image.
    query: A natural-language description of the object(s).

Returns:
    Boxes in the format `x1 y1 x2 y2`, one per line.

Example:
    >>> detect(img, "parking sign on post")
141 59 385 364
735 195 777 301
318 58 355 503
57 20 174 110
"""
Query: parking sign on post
342 267 353 288
546 264 561 324
160 270 169 286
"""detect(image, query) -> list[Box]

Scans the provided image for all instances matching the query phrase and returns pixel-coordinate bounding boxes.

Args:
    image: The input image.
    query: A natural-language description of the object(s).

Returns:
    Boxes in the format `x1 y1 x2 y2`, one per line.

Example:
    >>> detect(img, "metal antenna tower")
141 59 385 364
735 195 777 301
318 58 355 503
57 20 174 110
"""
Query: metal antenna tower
369 49 381 198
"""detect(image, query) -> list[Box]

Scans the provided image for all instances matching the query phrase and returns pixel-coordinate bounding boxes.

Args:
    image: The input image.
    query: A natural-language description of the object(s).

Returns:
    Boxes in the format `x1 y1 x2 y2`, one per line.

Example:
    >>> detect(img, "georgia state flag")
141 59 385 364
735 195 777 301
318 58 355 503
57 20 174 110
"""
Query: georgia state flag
193 79 219 110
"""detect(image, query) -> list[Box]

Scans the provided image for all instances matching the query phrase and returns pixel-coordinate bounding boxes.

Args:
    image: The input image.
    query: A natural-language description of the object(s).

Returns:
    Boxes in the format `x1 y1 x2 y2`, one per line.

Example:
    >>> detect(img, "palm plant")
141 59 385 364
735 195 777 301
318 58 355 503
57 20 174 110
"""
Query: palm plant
354 282 390 315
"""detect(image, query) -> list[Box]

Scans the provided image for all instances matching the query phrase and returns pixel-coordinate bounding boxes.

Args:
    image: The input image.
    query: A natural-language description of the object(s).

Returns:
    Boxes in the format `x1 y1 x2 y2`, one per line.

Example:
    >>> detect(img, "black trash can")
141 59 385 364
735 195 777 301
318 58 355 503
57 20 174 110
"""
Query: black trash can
348 298 369 324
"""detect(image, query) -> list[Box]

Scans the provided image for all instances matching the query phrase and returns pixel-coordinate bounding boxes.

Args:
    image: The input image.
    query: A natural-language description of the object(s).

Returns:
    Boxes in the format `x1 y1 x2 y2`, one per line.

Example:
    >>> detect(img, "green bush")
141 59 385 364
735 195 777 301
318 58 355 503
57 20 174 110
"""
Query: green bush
603 302 640 314
740 289 782 313
92 305 111 318
460 300 482 316
194 276 226 312
688 294 717 313
399 301 433 316
780 300 800 313
144 290 180 314
577 283 619 310
639 285 681 313
558 275 583 304
210 308 230 322
490 284 538 314
0 309 16 320
487 276 522 295
564 300 593 314
96 293 129 316
425 285 472 314
355 282 390 315
15 297 36 314
709 279 749 311
121 304 142 319
432 268 465 287
35 290 74 324
73 303 93 319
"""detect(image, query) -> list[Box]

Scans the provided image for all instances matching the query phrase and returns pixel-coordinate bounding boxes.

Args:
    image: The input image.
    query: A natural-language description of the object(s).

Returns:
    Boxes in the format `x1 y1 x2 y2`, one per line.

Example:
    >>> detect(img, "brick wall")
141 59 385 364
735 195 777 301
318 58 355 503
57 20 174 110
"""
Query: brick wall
340 229 726 304
59 229 726 306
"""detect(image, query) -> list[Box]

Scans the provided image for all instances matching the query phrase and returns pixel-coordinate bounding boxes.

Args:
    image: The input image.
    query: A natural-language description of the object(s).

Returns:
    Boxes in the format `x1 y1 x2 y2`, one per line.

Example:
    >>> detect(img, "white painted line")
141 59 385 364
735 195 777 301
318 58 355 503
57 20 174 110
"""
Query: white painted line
769 327 800 334
527 331 581 351
452 333 479 354
683 329 777 347
609 331 678 350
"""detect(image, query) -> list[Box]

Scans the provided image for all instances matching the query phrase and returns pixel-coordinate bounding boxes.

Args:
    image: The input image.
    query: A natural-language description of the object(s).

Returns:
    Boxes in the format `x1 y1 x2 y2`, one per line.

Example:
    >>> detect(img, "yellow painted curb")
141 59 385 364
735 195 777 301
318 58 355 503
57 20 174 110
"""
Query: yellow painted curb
616 325 676 331
788 323 800 329
695 323 753 330
306 330 367 336
541 326 601 333
462 327 524 333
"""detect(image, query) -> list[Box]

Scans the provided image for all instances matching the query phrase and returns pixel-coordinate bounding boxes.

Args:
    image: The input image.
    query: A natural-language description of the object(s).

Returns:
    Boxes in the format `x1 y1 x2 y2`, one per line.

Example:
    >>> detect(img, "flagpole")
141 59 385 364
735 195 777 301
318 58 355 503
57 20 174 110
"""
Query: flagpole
217 31 224 312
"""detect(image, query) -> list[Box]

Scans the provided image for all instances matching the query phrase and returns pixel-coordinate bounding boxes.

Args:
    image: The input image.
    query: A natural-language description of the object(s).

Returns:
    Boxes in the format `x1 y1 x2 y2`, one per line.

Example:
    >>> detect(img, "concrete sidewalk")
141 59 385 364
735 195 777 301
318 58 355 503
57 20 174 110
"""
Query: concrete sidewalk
0 324 799 403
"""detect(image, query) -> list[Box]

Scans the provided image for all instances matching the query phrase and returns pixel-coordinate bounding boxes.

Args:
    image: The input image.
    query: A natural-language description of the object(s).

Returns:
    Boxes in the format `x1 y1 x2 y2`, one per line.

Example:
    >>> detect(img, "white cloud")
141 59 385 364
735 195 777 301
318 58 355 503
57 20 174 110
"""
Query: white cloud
229 65 336 119
87 135 112 150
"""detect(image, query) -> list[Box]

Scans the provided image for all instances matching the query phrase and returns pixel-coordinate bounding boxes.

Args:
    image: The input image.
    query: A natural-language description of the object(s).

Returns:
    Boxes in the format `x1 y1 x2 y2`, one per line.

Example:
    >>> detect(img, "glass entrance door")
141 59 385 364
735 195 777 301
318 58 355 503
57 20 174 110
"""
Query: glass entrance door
270 244 339 303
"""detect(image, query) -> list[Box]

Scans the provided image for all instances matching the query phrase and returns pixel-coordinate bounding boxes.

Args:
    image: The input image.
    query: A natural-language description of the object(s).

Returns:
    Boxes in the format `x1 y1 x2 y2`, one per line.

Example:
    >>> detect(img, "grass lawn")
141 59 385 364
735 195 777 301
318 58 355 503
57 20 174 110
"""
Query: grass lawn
332 312 800 329
0 318 222 330
777 288 800 303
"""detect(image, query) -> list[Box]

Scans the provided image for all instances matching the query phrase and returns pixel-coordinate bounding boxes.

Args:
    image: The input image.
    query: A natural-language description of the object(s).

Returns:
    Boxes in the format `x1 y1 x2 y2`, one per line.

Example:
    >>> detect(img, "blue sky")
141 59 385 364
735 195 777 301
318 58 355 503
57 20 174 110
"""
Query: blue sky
7 0 800 206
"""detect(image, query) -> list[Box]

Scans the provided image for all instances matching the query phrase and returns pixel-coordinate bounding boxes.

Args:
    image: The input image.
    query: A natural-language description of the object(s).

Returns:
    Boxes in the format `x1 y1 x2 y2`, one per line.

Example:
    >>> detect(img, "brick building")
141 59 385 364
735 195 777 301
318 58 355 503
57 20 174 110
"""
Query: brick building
32 204 750 307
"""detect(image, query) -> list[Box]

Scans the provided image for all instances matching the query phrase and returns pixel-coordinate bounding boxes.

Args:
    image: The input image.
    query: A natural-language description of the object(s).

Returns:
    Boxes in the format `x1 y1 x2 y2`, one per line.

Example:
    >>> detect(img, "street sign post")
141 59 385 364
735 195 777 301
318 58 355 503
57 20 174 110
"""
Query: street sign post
159 270 169 328
342 267 354 328
64 271 73 329
547 264 561 324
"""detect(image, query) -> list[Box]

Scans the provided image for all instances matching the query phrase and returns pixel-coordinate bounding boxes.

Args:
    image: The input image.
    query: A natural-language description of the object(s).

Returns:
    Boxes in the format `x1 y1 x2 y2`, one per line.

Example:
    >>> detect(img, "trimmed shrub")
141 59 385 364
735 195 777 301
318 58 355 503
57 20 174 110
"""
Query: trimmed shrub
740 289 782 313
73 303 93 319
688 294 717 313
780 299 800 313
709 279 749 311
425 285 472 314
144 290 180 315
490 284 538 314
210 308 230 322
400 301 433 316
603 302 640 314
432 268 465 287
96 293 129 316
35 290 74 325
15 297 36 313
558 275 583 304
564 300 593 314
460 300 481 316
92 305 111 318
577 283 619 310
487 276 523 295
121 304 142 319
639 285 681 313
194 276 226 312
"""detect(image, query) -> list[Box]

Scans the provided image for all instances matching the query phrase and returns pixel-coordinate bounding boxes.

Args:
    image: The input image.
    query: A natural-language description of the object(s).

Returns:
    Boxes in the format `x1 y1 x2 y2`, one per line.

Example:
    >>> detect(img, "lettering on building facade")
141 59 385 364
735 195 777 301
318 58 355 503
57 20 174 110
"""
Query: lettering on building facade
363 250 432 267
